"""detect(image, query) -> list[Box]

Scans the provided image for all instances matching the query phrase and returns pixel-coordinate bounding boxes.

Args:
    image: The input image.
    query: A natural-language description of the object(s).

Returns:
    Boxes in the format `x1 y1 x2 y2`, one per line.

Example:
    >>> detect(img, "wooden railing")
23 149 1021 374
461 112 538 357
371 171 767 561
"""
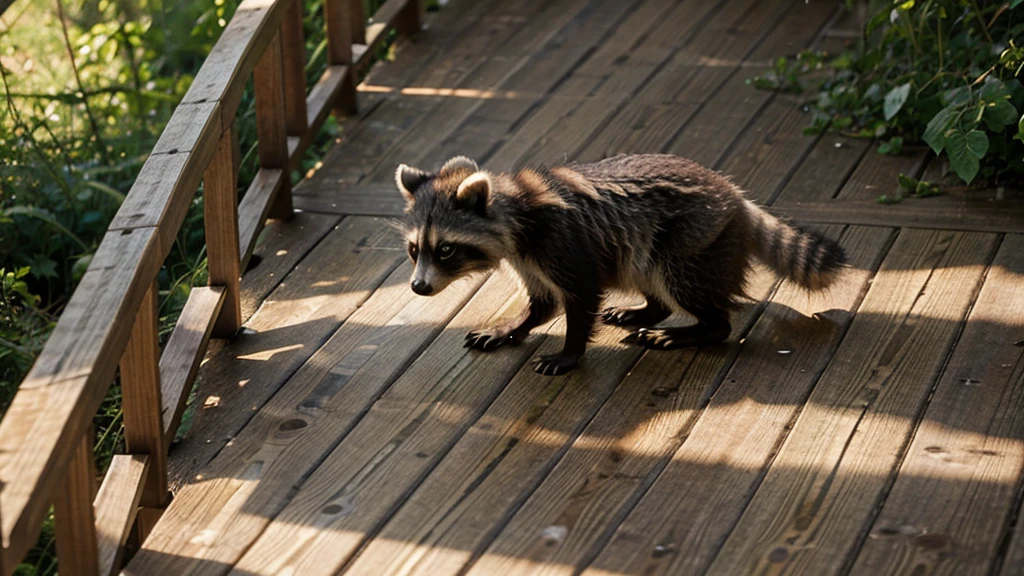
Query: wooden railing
0 0 421 573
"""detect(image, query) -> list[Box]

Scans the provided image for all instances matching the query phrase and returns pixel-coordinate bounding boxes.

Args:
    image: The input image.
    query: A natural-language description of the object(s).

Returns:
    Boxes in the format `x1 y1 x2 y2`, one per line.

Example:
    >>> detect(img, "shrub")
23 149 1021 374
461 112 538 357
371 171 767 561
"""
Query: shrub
751 0 1024 186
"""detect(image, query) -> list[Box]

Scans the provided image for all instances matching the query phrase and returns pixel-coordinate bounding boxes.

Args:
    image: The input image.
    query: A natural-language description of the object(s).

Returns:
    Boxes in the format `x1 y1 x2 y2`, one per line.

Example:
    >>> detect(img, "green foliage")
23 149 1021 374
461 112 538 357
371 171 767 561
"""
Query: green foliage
752 0 1024 186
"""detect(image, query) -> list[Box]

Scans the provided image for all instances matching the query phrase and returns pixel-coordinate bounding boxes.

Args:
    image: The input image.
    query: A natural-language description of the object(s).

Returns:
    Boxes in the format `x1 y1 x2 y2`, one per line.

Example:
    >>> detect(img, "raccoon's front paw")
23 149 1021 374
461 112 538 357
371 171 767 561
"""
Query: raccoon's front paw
465 328 520 351
532 353 579 376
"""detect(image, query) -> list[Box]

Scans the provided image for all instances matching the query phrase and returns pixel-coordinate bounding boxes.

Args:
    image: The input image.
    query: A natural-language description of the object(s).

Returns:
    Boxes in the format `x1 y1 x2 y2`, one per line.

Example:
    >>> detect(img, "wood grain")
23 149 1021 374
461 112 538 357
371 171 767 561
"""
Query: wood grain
119 280 168 508
279 0 308 138
238 168 286 271
349 0 366 44
452 267 777 576
94 454 149 576
166 217 405 488
0 227 159 565
237 211 340 322
203 125 243 338
53 433 99 576
703 229 998 575
584 225 892 576
850 234 1024 575
128 264 488 574
159 286 226 444
771 199 1024 234
253 30 293 219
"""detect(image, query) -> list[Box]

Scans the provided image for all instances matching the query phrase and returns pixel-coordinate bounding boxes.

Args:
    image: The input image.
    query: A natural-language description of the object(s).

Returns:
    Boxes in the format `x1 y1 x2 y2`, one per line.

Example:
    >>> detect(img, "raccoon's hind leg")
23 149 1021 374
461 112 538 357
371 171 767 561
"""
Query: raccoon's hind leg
466 294 556 351
621 306 730 350
600 296 672 327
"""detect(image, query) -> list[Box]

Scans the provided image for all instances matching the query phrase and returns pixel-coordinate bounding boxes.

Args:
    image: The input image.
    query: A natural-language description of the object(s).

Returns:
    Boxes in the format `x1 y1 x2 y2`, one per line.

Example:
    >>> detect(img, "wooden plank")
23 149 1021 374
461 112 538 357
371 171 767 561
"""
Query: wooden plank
771 200 1024 234
0 227 160 565
128 263 489 574
280 0 308 138
203 125 243 338
771 134 869 204
237 211 341 322
349 0 366 44
226 275 568 576
848 235 1024 575
292 182 404 216
358 0 599 182
431 267 776 576
583 225 893 576
324 0 356 114
294 0 539 201
53 433 99 576
253 30 293 219
94 455 149 576
159 286 226 444
835 148 929 201
576 0 836 163
697 229 998 575
181 0 290 117
237 167 286 271
166 216 405 488
509 0 786 172
119 280 168 508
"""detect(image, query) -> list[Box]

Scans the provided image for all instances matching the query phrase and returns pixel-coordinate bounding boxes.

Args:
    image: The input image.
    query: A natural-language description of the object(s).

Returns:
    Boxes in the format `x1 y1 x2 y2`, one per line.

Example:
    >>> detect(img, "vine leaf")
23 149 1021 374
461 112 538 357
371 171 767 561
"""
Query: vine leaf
923 106 959 154
945 130 988 184
883 83 911 120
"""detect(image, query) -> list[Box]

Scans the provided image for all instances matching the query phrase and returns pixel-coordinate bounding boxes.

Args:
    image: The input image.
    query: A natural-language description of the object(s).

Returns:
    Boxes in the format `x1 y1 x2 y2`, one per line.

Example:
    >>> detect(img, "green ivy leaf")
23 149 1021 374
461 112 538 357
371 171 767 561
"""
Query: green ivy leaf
923 106 959 154
1011 0 1023 9
983 99 1018 131
897 173 918 191
883 83 911 120
945 130 988 183
1015 114 1024 142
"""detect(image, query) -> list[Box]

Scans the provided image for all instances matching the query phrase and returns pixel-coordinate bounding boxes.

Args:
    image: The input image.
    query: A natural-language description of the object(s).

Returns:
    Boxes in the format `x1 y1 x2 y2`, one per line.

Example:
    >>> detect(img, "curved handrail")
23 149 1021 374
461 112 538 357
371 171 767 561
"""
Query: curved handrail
0 0 420 572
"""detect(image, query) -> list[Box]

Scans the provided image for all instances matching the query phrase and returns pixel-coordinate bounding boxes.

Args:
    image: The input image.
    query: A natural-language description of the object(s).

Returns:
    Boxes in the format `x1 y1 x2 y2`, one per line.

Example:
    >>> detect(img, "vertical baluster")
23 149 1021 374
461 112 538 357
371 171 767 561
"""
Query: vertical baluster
324 0 357 114
280 0 308 141
204 124 243 338
396 0 422 36
254 30 293 219
54 432 99 576
350 0 366 45
120 280 167 510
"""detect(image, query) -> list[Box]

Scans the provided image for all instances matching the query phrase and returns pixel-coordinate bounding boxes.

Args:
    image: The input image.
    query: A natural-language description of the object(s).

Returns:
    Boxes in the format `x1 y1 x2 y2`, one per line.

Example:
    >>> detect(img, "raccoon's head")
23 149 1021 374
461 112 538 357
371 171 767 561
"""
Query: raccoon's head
394 156 511 296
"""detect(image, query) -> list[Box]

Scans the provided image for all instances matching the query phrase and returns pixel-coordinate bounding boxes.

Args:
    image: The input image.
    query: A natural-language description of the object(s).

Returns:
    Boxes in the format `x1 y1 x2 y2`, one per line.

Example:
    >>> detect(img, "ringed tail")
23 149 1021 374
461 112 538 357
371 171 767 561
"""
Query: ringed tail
743 200 846 291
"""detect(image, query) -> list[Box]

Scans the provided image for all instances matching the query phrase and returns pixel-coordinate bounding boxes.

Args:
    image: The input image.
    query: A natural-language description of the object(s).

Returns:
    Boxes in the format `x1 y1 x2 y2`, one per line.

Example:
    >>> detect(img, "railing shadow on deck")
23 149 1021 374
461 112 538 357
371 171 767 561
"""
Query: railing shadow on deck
0 0 423 573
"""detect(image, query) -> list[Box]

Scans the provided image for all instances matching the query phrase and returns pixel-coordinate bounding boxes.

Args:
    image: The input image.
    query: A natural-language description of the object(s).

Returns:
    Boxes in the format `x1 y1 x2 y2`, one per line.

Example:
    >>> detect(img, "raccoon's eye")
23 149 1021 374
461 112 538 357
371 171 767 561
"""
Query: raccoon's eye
438 243 456 260
408 243 419 260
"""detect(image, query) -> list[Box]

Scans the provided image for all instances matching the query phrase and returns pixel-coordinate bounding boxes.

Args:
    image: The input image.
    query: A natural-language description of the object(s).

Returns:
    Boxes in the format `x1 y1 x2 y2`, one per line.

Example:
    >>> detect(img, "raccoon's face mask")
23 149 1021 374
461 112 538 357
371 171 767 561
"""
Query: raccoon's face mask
394 157 506 296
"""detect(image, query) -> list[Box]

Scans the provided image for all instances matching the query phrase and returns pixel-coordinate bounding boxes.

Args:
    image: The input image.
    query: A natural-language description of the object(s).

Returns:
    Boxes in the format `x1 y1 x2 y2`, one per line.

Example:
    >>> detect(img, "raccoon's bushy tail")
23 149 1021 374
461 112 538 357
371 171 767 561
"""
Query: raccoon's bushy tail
743 200 846 290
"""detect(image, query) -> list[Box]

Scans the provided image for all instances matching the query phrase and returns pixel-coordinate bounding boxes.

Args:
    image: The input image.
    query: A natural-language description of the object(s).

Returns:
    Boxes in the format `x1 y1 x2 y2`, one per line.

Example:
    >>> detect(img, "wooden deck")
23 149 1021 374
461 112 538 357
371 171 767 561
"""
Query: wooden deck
125 0 1024 574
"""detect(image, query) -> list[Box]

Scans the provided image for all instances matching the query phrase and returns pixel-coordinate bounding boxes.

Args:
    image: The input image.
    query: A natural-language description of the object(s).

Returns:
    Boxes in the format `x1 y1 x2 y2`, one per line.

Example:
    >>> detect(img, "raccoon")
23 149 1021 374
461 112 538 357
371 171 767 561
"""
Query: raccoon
394 154 845 376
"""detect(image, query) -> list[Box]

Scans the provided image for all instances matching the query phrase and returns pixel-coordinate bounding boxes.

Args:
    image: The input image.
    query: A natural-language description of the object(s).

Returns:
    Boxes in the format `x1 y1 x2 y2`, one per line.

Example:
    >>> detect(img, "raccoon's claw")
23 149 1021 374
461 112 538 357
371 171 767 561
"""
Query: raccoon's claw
600 304 671 327
622 328 680 349
464 329 517 351
532 353 579 376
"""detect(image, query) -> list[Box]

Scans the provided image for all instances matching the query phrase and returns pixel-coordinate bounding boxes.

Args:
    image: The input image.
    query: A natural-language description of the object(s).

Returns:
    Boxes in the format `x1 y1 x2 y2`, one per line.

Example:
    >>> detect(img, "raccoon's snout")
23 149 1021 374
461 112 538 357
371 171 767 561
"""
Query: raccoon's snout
411 279 433 296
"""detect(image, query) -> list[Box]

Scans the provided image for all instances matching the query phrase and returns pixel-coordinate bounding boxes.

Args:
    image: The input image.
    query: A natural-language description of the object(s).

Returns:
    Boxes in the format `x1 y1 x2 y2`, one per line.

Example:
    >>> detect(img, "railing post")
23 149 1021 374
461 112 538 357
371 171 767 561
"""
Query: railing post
349 0 366 44
120 280 168 511
254 30 293 219
53 432 99 576
324 0 357 114
204 124 243 338
395 0 422 36
280 0 308 140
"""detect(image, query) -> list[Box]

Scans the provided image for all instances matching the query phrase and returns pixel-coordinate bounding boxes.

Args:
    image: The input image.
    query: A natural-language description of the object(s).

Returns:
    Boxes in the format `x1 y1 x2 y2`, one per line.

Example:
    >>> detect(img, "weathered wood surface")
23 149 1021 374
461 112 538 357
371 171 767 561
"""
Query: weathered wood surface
94 455 149 576
53 433 100 576
120 1 1024 574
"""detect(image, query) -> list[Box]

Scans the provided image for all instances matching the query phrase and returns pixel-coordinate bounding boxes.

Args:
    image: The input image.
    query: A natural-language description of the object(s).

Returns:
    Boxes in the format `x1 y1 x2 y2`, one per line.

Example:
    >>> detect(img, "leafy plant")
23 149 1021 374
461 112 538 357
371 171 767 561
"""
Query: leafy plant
752 0 1024 186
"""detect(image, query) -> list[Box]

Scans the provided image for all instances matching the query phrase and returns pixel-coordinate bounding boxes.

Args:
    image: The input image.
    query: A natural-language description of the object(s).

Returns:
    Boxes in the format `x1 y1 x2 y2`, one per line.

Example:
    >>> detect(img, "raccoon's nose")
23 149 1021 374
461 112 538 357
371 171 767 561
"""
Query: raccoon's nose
411 279 433 296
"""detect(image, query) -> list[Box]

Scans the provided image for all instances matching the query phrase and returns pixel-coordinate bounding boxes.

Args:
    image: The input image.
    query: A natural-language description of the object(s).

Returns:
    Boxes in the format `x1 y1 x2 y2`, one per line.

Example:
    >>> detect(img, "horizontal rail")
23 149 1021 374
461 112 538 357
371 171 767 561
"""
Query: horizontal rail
0 0 423 572
94 455 149 576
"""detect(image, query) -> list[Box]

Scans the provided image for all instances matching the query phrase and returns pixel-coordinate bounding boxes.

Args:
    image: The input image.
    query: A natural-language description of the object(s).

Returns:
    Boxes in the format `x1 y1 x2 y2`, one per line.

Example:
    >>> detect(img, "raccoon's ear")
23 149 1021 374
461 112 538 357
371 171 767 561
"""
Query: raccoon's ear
456 171 492 214
440 156 478 175
395 164 430 204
